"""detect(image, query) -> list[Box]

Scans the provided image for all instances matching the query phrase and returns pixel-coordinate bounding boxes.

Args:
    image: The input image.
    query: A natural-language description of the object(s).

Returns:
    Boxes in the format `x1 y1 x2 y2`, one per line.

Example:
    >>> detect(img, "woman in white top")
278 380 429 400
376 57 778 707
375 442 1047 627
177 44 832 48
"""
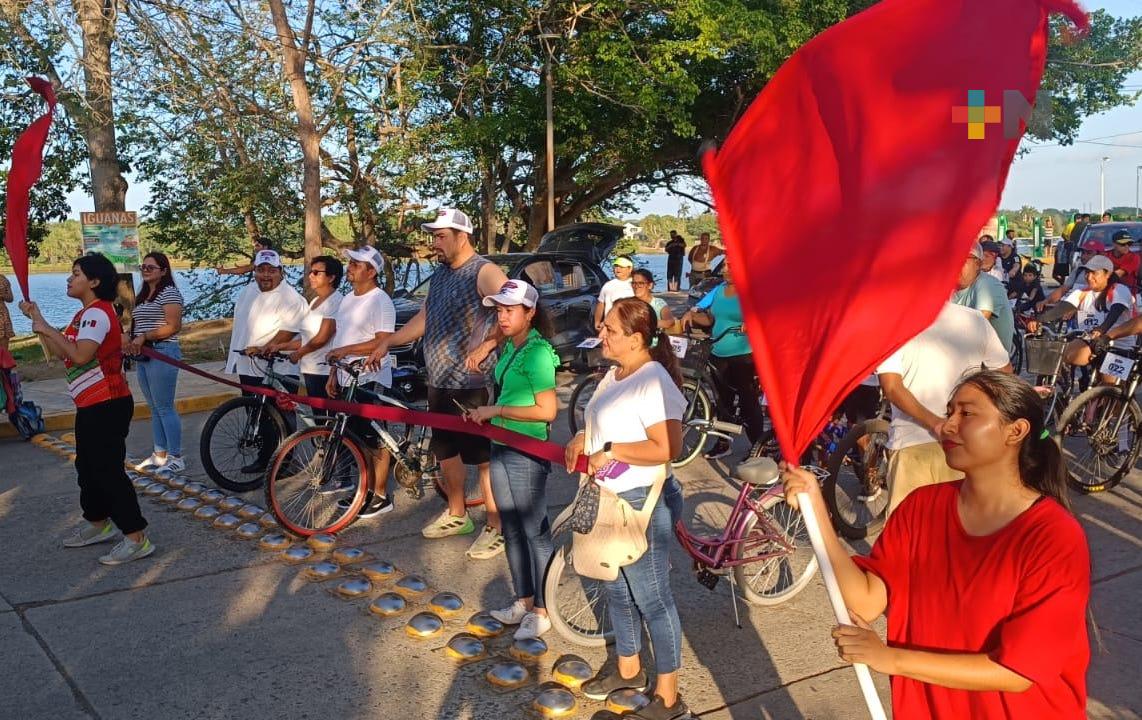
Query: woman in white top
631 268 676 331
564 297 689 720
266 255 343 399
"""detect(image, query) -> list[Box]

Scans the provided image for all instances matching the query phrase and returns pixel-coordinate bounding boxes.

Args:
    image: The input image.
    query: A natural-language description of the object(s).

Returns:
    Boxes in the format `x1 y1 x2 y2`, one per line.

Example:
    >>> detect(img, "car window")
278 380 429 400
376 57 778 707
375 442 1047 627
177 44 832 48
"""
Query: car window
520 259 590 295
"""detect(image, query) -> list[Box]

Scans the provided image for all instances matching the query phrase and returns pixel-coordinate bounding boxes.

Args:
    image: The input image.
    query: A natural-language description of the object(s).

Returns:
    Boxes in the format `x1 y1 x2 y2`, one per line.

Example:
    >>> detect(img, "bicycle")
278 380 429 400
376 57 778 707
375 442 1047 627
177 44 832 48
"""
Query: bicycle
821 391 892 540
1055 342 1142 493
1023 322 1084 427
199 351 300 492
264 358 482 536
542 455 818 646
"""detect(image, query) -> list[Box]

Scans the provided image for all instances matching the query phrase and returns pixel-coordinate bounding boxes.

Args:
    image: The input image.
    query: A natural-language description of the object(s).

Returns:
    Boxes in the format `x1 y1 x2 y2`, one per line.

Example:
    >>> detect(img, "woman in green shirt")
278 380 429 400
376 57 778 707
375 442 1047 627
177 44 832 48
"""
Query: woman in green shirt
465 280 559 640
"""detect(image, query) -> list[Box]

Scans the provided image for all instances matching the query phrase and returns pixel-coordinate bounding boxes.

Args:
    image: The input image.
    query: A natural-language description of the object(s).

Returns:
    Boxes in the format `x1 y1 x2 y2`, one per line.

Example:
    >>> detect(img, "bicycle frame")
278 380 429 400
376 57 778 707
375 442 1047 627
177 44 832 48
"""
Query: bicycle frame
673 479 796 570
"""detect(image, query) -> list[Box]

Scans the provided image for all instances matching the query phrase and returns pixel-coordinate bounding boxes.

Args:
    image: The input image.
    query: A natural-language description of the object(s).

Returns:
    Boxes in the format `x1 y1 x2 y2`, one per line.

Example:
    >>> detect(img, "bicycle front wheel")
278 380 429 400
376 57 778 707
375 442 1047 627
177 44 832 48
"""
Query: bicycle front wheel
200 396 288 492
671 380 714 469
265 427 370 536
731 493 819 606
543 536 611 647
823 419 890 539
566 372 603 435
1056 385 1141 493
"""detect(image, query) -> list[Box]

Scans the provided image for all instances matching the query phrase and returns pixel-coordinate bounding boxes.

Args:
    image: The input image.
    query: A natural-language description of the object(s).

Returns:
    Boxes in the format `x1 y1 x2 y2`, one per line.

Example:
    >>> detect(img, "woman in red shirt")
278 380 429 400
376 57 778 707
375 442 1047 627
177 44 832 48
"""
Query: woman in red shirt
784 369 1089 719
20 253 154 565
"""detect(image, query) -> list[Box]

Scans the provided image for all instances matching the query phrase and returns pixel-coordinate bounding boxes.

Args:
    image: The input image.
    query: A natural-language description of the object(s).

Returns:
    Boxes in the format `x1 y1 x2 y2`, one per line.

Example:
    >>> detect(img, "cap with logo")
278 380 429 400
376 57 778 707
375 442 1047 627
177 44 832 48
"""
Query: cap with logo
1112 229 1133 245
482 280 539 309
979 241 1001 254
1080 255 1115 274
254 250 282 268
421 208 474 235
343 245 384 273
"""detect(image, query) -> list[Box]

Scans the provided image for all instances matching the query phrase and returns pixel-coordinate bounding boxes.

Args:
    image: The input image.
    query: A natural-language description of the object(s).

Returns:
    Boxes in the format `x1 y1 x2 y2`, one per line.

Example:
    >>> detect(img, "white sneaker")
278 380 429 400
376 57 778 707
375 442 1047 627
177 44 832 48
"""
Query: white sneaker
489 600 528 625
98 536 156 565
514 612 551 640
162 456 186 474
134 453 167 472
62 521 118 548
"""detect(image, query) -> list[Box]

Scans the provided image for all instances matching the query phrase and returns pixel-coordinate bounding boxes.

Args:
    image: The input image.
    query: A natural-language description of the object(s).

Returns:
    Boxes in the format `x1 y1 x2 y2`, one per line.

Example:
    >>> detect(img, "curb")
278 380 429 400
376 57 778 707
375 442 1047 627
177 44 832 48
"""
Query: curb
0 390 239 439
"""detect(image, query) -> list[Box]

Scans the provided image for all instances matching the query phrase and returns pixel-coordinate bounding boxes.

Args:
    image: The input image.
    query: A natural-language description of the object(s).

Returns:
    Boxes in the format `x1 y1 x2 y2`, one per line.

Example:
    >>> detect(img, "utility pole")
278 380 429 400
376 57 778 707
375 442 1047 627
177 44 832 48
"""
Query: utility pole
1100 156 1110 215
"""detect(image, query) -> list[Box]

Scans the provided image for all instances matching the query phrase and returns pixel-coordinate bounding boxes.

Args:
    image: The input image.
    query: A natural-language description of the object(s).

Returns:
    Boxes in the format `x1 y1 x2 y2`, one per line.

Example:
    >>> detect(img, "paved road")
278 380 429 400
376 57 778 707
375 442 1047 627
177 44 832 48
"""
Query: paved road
1 378 1139 720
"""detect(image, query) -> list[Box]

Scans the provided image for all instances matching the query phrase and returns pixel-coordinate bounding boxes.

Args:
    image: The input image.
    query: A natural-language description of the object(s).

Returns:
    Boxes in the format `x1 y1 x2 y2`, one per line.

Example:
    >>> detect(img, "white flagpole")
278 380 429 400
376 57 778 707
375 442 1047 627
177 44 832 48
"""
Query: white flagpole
797 492 889 720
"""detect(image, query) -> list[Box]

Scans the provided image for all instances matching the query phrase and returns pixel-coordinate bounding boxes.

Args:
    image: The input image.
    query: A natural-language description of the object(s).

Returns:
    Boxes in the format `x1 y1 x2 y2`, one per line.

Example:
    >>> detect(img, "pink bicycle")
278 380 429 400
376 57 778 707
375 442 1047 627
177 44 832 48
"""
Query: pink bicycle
674 456 819 614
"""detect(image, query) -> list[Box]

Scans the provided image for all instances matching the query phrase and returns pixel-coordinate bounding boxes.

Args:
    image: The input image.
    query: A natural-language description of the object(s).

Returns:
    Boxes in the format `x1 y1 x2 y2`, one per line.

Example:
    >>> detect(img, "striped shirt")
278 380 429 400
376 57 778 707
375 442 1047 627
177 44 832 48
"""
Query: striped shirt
133 285 184 340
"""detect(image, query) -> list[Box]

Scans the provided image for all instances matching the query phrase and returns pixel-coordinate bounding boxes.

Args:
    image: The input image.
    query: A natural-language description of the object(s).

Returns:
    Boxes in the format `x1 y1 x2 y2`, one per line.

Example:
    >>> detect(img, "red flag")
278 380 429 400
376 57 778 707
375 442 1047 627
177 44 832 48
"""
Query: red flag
3 77 57 300
702 0 1088 459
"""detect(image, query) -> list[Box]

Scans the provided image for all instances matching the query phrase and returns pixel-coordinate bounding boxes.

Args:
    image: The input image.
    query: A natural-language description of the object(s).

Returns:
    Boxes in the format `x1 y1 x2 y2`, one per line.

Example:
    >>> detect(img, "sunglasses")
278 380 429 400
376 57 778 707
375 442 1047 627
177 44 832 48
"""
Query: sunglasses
140 264 161 271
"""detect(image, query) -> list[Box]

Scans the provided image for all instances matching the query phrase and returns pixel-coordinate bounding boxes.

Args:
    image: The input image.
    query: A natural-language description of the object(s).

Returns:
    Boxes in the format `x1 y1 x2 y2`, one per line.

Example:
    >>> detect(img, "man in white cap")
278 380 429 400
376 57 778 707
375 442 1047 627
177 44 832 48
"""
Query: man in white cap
225 249 310 473
952 241 1016 354
323 245 398 518
998 234 1022 284
594 255 635 331
366 208 510 558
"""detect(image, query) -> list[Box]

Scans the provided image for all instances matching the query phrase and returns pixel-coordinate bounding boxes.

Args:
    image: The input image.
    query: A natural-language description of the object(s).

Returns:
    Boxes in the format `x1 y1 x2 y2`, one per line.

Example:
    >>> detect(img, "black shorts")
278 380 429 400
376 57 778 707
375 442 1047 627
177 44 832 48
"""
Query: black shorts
840 384 880 424
347 382 385 447
427 386 491 465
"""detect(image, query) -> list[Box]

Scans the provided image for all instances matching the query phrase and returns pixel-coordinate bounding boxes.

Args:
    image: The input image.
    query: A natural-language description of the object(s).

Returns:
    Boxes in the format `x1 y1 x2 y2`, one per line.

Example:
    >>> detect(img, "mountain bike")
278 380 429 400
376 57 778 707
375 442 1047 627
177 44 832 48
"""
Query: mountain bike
1055 342 1142 493
264 358 481 536
199 352 300 492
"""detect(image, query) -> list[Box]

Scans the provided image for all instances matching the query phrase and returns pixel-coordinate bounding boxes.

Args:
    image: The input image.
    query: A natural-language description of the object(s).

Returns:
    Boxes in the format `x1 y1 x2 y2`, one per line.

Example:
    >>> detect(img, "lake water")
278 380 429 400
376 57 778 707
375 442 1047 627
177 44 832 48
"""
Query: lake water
4 253 677 335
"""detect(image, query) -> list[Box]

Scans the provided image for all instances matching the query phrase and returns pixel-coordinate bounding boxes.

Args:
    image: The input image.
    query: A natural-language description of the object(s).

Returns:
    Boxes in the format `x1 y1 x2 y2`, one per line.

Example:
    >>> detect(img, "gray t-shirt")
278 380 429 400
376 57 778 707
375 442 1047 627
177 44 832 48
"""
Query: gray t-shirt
951 273 1015 353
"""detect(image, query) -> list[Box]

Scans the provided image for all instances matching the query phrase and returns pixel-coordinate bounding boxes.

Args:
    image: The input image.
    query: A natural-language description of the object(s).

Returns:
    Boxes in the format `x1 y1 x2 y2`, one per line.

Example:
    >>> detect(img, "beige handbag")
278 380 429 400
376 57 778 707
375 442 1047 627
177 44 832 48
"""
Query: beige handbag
571 414 665 581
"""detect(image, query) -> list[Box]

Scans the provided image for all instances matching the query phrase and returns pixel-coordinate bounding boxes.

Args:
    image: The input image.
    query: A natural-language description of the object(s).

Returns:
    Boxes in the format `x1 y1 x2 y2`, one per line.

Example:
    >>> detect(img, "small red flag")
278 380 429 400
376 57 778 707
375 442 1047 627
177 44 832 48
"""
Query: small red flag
3 77 57 300
703 0 1088 459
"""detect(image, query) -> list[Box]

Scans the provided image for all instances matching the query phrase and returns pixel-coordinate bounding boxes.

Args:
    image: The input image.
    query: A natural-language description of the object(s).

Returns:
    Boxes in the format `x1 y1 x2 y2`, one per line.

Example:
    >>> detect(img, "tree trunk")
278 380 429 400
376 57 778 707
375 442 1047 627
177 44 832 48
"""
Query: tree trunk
73 0 127 212
267 0 323 285
481 160 497 254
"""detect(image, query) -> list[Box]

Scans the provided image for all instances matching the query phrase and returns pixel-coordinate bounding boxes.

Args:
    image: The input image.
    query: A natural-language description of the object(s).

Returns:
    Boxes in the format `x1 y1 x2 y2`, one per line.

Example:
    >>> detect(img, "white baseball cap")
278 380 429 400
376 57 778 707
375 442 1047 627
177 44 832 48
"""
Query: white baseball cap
343 245 384 273
421 208 474 234
1081 255 1115 274
254 249 282 267
999 237 1015 247
482 280 539 309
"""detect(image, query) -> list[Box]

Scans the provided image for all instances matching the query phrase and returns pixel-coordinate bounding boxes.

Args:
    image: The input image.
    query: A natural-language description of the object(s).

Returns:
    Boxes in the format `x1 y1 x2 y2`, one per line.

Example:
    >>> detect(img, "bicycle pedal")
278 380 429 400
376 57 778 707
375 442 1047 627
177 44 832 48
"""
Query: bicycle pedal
695 567 720 590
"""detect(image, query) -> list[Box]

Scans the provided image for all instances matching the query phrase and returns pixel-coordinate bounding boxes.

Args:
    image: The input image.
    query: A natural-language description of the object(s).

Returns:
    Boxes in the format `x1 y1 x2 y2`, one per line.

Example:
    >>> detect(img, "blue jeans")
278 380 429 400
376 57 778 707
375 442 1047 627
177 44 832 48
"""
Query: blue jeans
603 484 683 675
489 444 553 608
136 340 182 456
663 475 683 527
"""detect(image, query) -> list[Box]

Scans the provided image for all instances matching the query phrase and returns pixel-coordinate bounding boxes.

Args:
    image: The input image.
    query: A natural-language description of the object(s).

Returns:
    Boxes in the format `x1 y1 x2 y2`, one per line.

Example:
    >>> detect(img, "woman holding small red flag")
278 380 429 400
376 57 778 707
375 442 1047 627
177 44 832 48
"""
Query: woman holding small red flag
783 370 1089 719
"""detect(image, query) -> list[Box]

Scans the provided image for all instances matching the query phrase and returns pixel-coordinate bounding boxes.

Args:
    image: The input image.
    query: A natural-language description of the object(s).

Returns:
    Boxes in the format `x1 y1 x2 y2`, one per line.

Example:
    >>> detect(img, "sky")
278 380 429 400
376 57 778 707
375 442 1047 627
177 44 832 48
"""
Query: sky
68 0 1142 221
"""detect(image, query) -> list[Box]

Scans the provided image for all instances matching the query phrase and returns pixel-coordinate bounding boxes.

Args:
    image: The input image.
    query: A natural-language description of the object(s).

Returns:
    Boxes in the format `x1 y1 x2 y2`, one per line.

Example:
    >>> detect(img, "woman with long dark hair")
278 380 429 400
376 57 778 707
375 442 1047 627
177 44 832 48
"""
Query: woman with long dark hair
20 253 154 565
565 297 689 720
127 251 186 474
465 281 558 640
784 370 1089 719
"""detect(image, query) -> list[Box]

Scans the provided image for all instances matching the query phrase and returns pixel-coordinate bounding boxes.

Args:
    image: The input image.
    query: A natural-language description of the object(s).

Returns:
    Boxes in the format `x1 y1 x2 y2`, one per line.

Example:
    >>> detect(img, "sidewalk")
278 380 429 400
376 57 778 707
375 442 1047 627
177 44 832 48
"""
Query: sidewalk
0 360 237 438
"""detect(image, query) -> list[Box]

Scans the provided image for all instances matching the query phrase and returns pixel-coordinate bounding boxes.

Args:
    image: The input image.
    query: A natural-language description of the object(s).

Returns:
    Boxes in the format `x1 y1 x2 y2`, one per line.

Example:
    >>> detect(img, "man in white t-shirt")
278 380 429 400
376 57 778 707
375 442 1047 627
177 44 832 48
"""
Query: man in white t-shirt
324 245 397 518
877 302 1012 513
594 255 635 331
225 250 310 473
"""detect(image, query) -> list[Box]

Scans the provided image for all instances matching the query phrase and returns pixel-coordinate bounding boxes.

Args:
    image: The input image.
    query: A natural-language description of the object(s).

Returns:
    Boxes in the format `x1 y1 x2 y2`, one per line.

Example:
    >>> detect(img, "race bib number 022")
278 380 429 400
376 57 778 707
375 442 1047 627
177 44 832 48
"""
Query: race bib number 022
1100 351 1135 382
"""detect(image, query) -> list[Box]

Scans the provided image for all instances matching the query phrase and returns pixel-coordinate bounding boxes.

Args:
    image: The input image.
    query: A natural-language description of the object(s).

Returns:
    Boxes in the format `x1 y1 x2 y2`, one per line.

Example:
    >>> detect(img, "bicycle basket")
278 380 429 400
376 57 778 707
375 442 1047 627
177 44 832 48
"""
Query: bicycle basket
680 338 713 374
1024 336 1066 376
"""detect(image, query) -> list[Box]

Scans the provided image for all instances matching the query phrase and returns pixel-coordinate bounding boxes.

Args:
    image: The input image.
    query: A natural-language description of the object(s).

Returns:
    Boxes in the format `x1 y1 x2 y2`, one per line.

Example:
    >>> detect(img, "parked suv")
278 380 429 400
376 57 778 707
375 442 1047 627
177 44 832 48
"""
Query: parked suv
390 222 623 371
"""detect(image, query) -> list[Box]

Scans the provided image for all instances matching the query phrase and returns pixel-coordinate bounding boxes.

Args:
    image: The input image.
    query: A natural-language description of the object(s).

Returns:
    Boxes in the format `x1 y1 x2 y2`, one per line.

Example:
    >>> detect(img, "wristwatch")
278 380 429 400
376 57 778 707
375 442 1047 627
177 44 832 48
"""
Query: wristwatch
603 441 614 460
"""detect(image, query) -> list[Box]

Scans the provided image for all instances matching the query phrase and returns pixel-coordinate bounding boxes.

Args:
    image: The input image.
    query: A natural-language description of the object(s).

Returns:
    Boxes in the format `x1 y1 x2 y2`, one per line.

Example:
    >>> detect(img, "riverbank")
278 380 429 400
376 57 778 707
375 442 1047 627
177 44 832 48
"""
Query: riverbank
8 318 233 382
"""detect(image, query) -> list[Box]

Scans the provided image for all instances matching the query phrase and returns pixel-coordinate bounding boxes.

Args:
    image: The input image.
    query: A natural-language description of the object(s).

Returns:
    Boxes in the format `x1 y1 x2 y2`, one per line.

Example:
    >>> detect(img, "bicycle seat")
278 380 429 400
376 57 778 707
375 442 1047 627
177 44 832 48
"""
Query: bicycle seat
737 456 780 486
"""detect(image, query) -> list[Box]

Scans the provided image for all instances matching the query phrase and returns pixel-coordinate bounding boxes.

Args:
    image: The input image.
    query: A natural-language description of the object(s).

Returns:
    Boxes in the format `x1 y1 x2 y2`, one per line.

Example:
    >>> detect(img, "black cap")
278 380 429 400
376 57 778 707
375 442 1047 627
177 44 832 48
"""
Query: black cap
980 241 1001 254
1112 229 1133 244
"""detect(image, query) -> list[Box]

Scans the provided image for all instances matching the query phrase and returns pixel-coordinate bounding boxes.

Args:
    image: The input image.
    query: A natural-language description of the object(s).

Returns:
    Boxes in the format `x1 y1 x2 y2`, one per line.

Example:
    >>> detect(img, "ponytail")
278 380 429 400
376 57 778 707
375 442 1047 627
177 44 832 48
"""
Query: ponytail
650 328 683 389
1096 272 1119 313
